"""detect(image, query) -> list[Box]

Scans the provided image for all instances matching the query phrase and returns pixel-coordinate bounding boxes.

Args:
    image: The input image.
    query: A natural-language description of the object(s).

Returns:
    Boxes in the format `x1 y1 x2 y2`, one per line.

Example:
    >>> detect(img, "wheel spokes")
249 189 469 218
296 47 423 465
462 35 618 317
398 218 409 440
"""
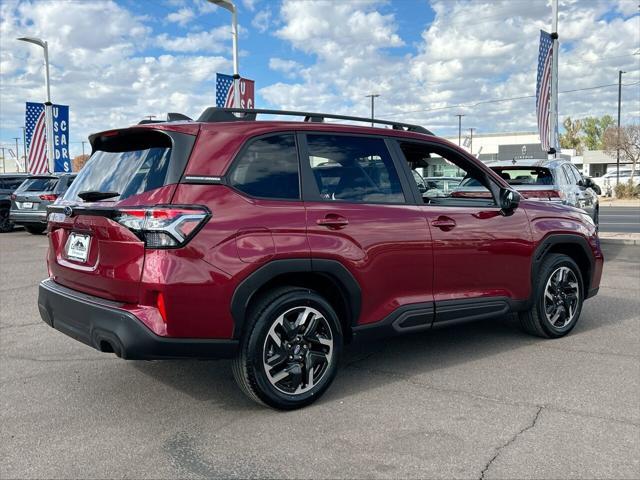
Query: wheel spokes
263 306 334 395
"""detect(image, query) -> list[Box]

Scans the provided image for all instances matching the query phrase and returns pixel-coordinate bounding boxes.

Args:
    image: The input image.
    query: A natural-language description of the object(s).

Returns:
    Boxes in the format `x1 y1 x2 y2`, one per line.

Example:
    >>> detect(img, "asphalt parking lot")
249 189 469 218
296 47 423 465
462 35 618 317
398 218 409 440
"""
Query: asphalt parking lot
1 230 638 479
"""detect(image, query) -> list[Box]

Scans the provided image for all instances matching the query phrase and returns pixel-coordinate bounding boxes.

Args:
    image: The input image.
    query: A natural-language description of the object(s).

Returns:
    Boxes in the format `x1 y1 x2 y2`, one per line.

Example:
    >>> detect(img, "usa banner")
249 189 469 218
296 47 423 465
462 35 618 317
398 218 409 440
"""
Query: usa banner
25 102 71 173
216 73 255 109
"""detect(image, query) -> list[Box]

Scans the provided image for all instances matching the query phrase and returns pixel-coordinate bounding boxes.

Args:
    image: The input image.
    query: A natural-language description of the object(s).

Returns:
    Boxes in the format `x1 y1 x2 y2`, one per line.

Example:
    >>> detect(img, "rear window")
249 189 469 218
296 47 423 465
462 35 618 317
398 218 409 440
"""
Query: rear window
64 130 178 203
19 177 58 192
491 167 554 185
0 178 26 190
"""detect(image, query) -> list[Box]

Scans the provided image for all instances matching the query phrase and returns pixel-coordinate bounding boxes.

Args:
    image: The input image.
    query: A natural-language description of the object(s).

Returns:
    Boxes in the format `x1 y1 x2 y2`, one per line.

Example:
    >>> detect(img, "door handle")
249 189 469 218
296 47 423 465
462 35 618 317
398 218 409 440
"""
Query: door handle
316 215 349 229
431 216 456 230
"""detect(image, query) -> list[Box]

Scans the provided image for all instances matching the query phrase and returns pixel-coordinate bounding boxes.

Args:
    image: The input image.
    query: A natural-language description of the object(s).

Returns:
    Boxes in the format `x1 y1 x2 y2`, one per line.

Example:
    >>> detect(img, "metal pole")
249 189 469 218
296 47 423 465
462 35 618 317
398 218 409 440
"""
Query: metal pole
455 114 465 146
81 141 86 156
43 41 55 173
13 138 20 172
231 6 240 108
617 70 624 186
20 127 27 165
469 128 475 155
549 0 559 157
365 94 380 127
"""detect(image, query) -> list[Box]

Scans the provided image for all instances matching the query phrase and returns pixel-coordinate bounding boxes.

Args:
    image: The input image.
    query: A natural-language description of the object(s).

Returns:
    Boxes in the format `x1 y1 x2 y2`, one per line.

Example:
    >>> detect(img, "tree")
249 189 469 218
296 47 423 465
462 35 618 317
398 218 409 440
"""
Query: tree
582 115 615 151
559 117 583 153
603 125 640 181
72 154 89 172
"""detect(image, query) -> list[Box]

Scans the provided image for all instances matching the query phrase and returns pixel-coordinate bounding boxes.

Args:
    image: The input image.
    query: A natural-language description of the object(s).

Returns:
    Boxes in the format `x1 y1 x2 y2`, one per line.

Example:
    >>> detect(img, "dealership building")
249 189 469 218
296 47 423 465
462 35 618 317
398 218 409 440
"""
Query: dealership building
443 131 627 178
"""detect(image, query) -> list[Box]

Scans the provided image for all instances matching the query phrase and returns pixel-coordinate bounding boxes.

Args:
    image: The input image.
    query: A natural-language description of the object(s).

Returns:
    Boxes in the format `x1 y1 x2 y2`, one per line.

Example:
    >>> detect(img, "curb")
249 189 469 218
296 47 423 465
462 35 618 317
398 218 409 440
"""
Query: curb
599 237 640 246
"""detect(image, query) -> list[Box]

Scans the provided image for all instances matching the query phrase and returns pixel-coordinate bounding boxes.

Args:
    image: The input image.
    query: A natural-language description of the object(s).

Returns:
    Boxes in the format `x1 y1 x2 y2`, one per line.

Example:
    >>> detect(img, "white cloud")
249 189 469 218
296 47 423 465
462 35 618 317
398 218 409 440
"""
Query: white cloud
0 0 231 156
252 8 272 33
166 7 195 27
156 27 230 53
268 57 302 78
241 0 257 12
260 0 640 137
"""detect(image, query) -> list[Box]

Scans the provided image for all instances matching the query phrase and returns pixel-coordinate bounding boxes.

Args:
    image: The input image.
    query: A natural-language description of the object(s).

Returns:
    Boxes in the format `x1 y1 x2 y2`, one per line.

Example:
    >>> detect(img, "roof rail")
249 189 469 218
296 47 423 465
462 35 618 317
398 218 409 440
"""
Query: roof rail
196 107 434 135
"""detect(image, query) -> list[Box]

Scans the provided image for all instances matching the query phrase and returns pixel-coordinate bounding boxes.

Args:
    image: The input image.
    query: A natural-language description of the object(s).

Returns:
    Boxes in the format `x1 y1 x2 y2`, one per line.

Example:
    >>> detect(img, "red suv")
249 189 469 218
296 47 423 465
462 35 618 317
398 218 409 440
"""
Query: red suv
38 108 603 409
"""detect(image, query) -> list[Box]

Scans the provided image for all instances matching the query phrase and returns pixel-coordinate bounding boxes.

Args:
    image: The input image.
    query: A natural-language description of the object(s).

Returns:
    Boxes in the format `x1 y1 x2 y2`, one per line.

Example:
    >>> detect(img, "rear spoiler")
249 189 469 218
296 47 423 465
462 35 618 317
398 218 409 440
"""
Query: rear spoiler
137 113 193 125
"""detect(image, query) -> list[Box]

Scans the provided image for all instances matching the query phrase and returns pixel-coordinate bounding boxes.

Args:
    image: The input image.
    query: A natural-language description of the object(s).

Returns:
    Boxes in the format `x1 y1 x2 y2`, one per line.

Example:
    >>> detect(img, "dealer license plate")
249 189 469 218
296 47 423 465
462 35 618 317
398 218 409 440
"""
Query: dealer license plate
66 233 91 262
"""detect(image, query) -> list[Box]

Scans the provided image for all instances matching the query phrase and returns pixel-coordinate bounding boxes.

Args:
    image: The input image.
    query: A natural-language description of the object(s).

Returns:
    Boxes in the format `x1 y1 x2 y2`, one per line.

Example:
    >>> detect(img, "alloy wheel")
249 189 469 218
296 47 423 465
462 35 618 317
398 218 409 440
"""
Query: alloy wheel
543 266 580 328
263 306 333 395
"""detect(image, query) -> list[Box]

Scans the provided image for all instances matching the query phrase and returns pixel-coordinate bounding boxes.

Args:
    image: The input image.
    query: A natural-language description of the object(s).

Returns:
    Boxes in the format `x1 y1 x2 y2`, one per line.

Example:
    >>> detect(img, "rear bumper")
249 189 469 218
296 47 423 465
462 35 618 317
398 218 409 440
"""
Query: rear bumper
37 278 238 360
10 210 47 224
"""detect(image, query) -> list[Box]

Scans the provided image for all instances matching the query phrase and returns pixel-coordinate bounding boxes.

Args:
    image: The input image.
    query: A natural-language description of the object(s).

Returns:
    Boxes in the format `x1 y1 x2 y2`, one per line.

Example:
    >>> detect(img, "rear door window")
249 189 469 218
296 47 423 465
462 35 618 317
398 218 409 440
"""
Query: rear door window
229 134 300 200
20 177 58 192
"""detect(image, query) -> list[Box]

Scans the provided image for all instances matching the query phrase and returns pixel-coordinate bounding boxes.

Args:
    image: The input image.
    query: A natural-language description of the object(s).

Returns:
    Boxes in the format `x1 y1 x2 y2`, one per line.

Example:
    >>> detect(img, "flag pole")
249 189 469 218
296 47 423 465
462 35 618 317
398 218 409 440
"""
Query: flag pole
549 0 559 157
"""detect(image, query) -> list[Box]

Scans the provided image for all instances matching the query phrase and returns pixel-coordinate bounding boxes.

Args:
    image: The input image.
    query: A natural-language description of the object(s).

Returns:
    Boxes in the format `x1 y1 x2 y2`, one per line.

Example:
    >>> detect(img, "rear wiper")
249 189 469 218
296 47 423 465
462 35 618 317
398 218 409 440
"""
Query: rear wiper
77 191 119 202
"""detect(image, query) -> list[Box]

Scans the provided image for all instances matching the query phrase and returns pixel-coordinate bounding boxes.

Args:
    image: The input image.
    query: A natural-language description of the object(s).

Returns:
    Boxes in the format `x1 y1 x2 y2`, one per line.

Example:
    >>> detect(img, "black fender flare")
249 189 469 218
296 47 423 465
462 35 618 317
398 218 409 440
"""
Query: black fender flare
531 233 595 297
230 258 361 338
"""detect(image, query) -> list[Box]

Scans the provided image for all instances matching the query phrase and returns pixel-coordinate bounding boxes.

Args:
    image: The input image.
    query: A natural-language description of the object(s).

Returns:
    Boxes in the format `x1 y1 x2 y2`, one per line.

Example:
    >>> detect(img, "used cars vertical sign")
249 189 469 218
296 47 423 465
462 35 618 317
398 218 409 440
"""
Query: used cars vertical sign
25 102 71 173
52 104 70 172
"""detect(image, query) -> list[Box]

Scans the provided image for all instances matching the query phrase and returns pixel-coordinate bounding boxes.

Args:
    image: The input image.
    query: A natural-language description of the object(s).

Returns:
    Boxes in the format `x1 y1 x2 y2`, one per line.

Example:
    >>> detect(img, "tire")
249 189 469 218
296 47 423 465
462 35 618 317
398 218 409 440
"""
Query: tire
519 254 584 338
232 286 343 410
0 207 13 233
24 225 47 235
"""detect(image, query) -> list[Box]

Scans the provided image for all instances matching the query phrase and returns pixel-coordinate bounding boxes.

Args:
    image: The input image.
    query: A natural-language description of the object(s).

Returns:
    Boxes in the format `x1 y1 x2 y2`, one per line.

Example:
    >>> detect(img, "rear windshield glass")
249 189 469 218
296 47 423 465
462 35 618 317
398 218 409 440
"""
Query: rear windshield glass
0 178 26 190
20 177 58 192
491 167 554 185
64 147 171 202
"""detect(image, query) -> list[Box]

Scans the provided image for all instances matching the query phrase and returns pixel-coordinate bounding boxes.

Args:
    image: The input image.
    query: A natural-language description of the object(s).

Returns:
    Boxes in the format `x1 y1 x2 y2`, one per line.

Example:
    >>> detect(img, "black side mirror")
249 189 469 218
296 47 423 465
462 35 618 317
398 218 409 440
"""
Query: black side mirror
500 188 520 213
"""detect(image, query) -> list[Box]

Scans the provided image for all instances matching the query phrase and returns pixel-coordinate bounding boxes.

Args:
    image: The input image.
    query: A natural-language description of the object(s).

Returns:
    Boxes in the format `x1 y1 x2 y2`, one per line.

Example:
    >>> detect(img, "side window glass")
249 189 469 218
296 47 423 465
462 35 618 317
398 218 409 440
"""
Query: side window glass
229 134 300 200
563 165 577 185
398 142 493 205
305 134 405 204
570 165 583 184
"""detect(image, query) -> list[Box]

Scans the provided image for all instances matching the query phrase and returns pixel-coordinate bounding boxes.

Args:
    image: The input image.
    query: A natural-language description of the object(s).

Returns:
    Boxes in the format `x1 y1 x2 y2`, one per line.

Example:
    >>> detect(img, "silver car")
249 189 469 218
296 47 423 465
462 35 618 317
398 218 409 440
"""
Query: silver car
9 173 76 234
456 159 600 226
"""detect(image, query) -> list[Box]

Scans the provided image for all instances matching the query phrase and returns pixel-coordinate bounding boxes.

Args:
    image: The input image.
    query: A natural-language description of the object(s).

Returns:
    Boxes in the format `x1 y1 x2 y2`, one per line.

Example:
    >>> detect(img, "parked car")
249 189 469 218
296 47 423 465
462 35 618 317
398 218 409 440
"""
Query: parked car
10 173 76 234
0 173 30 233
603 170 639 196
592 169 634 196
39 108 603 410
423 176 463 197
454 159 600 226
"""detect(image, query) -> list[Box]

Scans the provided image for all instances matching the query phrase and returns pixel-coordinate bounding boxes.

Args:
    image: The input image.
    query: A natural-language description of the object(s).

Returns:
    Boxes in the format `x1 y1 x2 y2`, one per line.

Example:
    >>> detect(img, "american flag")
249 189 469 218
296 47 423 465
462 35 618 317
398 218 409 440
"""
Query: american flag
536 30 554 152
216 73 235 108
25 102 49 174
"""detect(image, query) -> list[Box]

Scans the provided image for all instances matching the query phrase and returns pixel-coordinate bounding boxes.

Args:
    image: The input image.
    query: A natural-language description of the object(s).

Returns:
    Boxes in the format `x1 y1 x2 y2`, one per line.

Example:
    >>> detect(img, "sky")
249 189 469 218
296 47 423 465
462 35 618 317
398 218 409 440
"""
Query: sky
0 0 639 160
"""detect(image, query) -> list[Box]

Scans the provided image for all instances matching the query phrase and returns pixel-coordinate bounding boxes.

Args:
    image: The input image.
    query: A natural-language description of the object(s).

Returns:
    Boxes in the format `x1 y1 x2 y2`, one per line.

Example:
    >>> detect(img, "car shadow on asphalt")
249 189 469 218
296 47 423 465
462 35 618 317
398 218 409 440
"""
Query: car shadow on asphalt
129 303 620 411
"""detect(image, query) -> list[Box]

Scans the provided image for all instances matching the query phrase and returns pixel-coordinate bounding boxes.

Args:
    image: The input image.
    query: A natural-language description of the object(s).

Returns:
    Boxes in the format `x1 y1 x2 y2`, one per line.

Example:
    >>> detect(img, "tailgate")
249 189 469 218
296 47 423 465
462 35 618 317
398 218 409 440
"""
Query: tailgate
48 207 146 303
45 127 196 304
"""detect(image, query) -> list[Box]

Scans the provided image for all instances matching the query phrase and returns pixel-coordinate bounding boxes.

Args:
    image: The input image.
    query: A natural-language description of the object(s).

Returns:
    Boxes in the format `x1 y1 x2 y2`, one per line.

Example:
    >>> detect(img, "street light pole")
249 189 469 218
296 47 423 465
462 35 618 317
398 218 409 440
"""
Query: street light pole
20 127 27 165
455 114 465 146
365 94 380 127
17 36 55 173
616 70 625 186
208 0 240 108
13 138 21 171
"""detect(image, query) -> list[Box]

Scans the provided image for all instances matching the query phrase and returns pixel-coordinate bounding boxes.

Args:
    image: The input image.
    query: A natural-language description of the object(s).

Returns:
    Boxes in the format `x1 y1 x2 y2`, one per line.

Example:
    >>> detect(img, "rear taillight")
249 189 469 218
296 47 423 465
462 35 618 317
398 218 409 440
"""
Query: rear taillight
114 206 210 248
39 194 58 201
547 190 565 199
521 190 565 200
